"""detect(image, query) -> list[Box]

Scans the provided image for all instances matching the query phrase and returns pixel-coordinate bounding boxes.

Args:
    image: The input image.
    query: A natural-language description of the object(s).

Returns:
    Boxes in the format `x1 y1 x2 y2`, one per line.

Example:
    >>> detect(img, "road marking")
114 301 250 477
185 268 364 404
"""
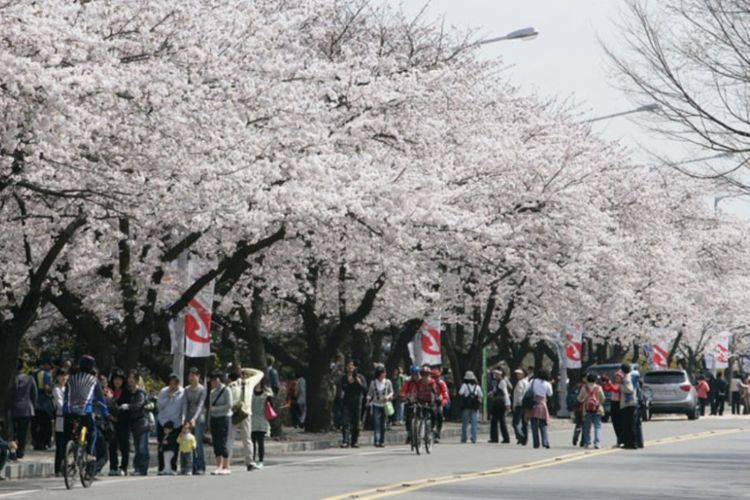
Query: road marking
0 491 41 499
324 427 749 499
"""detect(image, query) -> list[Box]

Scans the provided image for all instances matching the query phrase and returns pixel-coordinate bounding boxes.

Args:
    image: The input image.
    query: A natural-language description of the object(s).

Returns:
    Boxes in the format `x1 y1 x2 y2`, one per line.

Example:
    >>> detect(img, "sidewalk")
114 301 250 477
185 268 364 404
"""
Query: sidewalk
2 418 573 480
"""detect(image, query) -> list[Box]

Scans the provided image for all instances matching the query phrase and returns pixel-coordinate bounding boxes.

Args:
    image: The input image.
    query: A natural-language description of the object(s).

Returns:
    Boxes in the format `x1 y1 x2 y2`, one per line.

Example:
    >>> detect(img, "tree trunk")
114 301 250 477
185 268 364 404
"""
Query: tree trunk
0 324 21 428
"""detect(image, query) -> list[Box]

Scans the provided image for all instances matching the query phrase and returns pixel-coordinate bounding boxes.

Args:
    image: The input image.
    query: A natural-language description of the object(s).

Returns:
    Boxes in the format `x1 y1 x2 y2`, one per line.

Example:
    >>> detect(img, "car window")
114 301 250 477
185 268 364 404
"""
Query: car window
644 372 686 384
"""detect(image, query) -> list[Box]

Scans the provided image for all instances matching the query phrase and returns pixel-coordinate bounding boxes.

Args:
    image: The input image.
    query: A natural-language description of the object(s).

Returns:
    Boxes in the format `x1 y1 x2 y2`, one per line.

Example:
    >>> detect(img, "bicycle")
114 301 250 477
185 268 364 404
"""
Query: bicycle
63 417 95 489
409 402 433 455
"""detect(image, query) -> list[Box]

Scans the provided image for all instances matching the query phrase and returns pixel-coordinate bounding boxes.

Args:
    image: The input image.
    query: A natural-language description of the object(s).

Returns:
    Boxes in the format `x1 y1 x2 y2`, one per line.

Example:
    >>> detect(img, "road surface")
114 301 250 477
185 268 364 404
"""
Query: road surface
1 416 747 499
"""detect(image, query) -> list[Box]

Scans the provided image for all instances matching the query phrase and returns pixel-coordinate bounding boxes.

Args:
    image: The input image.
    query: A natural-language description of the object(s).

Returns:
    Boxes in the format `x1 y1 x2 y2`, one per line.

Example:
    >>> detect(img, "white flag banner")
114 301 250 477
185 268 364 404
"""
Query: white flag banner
648 328 675 369
705 331 731 370
564 323 584 369
184 260 216 358
410 316 442 366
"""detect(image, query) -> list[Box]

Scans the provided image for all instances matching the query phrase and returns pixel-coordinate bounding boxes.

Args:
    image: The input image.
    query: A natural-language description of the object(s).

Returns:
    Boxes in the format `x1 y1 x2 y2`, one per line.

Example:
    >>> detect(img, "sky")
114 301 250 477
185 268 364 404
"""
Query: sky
398 0 750 218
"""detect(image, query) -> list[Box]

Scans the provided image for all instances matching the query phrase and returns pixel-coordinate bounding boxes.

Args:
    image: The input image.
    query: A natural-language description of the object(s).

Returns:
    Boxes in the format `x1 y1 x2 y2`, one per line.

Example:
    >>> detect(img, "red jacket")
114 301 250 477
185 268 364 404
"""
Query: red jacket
401 377 438 403
435 378 450 407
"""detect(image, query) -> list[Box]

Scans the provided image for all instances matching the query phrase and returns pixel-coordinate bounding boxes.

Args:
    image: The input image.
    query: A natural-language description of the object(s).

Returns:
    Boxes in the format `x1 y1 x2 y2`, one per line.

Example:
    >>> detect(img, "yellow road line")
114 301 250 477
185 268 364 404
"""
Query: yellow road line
323 427 749 500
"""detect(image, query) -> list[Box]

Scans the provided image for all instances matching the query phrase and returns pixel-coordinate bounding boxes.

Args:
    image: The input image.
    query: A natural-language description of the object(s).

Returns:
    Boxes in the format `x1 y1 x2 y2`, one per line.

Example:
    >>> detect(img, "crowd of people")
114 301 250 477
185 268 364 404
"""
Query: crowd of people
1 355 279 479
3 354 750 480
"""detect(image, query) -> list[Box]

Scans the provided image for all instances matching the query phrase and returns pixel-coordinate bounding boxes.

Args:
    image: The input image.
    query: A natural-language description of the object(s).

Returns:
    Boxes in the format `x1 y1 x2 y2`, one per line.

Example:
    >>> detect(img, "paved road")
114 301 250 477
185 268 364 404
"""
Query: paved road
1 416 747 500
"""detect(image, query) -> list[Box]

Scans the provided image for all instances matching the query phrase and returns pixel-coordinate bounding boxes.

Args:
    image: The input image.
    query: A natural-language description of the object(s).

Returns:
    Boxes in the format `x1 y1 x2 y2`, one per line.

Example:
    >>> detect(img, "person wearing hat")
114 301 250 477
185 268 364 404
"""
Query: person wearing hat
512 368 530 445
156 373 185 474
458 371 483 443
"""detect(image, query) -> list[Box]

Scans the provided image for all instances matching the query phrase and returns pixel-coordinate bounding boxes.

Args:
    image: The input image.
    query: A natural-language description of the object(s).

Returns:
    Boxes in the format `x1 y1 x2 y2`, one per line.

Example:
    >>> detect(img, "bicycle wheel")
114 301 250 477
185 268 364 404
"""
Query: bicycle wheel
79 446 94 488
63 441 77 490
423 416 432 454
414 417 423 455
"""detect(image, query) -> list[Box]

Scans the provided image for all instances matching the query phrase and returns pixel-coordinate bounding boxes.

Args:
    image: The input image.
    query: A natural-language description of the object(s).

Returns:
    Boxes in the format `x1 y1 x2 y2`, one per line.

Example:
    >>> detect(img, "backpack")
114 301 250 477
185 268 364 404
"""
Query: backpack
462 385 481 411
522 379 536 410
584 385 601 413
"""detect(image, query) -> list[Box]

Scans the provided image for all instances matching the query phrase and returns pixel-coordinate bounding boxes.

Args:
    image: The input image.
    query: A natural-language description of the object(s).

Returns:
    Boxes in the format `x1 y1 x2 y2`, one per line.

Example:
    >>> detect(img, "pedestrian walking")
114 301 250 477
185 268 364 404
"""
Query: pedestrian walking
0 430 8 480
31 357 54 451
601 372 623 446
389 368 405 425
295 374 307 429
488 369 511 444
458 371 482 444
251 377 275 469
8 359 37 460
156 374 185 474
52 368 68 476
512 368 529 446
286 374 299 428
578 372 605 449
125 371 150 476
265 357 280 396
696 375 710 416
571 374 586 447
339 361 368 448
177 422 196 475
432 368 449 442
730 372 742 415
208 370 233 475
618 363 637 449
227 365 264 471
108 368 130 476
713 371 728 416
366 365 394 447
183 367 207 475
527 369 553 449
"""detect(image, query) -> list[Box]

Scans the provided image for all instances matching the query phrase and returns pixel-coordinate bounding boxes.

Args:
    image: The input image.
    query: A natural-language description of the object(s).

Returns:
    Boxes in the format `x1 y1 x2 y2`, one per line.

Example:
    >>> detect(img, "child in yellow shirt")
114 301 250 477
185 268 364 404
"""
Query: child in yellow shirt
177 423 197 475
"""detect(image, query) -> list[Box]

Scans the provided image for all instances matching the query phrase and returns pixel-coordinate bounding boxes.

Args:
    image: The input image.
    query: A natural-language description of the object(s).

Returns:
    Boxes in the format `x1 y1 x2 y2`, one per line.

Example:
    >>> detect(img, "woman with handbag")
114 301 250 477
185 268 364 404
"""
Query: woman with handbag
208 370 233 475
366 365 394 448
250 377 276 469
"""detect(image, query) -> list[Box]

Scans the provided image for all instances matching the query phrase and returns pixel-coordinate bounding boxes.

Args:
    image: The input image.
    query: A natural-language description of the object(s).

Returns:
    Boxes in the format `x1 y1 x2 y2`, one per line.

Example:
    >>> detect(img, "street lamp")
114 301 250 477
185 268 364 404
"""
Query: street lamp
478 27 539 45
585 103 660 123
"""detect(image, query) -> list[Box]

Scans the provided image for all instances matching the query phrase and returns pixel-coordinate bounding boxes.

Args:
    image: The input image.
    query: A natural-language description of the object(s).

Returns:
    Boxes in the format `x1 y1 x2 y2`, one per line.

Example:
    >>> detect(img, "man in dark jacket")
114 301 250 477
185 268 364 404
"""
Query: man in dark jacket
7 359 37 459
711 371 728 416
339 361 367 448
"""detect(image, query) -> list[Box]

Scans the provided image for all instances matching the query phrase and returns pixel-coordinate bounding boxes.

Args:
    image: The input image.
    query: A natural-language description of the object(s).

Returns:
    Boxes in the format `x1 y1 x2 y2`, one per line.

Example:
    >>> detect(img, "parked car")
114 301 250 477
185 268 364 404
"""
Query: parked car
585 364 622 422
643 369 699 420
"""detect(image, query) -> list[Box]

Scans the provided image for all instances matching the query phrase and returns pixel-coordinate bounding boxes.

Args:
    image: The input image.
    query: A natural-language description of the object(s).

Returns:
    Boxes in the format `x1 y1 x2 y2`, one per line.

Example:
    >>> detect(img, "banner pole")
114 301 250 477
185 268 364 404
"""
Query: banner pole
172 249 188 380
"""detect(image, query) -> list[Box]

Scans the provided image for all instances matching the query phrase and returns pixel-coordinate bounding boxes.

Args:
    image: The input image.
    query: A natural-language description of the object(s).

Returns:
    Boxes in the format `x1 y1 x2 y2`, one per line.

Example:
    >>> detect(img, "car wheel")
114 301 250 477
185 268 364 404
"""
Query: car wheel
687 407 699 420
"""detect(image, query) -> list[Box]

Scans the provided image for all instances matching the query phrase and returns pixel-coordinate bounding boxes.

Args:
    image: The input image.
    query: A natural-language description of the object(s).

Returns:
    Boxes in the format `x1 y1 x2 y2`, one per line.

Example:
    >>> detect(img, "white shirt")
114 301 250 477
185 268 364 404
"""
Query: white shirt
531 379 553 398
513 377 530 408
459 382 483 398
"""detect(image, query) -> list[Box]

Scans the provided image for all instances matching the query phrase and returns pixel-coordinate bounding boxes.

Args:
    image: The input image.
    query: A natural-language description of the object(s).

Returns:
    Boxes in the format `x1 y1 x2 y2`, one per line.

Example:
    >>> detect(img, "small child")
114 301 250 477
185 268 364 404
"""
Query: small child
158 422 178 475
177 423 196 476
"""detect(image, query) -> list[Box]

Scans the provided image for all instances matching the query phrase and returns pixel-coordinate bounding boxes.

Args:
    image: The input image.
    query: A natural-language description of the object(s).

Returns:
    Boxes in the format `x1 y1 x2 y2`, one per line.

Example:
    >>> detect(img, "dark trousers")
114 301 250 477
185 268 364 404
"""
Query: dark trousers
12 416 32 459
512 406 527 445
157 423 180 471
712 396 725 416
731 392 741 414
31 411 53 450
108 422 130 472
434 405 444 439
489 407 510 443
54 431 66 473
699 398 708 416
620 406 636 448
0 437 9 473
634 406 644 448
342 403 361 445
132 431 149 475
209 417 230 458
610 401 622 445
251 431 265 463
572 410 584 446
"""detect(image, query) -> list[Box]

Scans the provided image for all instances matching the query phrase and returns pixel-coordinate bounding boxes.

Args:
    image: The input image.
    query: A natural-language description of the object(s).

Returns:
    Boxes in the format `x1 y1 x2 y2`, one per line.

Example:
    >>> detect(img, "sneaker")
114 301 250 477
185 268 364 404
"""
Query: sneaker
108 470 120 477
351 443 359 449
222 469 231 475
193 470 206 476
246 464 255 471
210 470 220 476
340 443 349 448
256 463 263 470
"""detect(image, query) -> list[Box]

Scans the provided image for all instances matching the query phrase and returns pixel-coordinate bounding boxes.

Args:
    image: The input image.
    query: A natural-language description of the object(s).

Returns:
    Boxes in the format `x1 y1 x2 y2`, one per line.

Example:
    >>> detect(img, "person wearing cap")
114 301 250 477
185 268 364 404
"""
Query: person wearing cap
458 371 483 443
512 368 530 445
157 373 185 474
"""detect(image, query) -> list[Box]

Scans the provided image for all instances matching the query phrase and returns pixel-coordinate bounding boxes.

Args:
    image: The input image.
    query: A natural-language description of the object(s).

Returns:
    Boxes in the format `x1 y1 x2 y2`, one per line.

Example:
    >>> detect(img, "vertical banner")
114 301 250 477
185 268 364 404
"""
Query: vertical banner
184 260 215 358
648 328 674 369
705 331 731 370
409 316 442 366
564 323 584 369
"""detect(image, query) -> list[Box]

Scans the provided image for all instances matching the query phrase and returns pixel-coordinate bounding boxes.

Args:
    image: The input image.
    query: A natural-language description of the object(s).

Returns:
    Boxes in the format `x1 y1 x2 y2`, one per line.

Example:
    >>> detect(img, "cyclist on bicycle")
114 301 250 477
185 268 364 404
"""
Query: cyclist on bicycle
63 355 109 463
401 365 437 444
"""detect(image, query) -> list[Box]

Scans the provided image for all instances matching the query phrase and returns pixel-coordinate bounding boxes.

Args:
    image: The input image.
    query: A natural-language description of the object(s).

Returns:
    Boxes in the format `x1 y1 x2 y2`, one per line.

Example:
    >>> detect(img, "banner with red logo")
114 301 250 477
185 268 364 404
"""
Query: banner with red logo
647 328 675 369
564 323 583 369
408 316 442 366
184 260 215 358
705 331 731 370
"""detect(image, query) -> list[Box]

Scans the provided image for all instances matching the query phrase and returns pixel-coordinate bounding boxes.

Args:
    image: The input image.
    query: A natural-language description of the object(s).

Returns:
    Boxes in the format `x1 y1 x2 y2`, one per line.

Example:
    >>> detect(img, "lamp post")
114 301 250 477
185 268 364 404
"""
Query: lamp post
478 27 539 45
584 103 660 123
